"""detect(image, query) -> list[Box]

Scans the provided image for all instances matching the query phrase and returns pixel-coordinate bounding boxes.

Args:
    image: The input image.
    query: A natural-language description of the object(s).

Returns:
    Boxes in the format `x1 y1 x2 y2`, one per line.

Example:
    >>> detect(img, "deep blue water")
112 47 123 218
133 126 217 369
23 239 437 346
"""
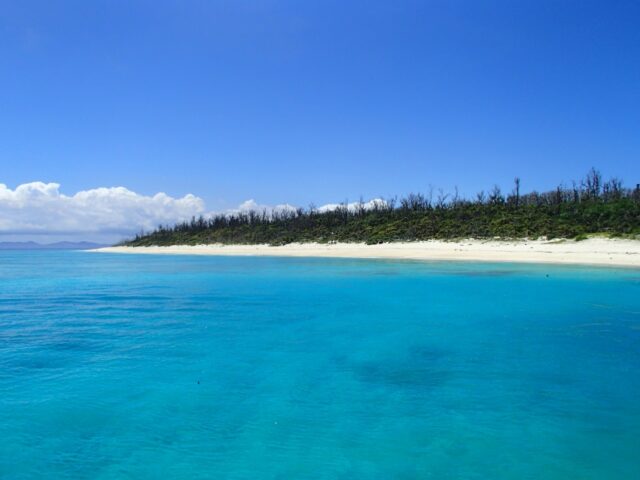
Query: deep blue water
1 251 639 479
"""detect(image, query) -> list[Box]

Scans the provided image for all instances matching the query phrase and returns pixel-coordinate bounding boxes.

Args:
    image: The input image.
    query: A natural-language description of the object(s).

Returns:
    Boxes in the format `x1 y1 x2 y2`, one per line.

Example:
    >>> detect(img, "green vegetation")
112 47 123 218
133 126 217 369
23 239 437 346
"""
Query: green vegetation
125 169 640 246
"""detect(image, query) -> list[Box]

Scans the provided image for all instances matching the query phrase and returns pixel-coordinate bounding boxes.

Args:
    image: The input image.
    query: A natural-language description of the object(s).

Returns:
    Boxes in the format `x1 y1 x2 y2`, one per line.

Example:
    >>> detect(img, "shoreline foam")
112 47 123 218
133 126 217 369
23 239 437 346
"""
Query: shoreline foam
92 238 640 268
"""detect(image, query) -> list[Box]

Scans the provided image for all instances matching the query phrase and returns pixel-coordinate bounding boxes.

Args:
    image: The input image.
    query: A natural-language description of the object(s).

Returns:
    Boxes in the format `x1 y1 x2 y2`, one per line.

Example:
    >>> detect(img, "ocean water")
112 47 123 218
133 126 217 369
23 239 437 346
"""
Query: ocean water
0 251 639 479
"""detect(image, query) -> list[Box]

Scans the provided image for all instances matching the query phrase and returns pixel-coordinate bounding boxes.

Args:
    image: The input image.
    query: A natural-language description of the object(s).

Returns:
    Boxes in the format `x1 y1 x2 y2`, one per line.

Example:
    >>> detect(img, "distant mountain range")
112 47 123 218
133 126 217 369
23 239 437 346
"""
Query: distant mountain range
0 241 107 250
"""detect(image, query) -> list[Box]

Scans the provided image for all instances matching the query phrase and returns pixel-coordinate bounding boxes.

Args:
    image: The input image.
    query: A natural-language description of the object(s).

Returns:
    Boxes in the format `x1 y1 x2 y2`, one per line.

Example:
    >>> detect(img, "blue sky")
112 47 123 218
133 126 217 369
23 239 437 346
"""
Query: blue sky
0 1 639 241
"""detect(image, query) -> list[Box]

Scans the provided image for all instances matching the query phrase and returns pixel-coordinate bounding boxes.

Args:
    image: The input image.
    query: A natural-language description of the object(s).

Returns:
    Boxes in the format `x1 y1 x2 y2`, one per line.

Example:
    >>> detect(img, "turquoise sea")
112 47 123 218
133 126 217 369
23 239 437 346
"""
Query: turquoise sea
0 251 639 479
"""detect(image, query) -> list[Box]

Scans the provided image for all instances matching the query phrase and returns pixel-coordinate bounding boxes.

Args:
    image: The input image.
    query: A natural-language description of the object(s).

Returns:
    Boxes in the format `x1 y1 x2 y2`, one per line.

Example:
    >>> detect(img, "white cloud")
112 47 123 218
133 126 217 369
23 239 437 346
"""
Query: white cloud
228 199 298 215
0 182 205 242
316 198 386 213
0 181 387 243
228 198 386 216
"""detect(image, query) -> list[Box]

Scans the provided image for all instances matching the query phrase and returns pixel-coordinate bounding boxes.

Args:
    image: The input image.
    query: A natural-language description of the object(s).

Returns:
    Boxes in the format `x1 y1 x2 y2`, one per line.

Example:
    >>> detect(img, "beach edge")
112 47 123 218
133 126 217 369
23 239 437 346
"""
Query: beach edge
91 238 640 268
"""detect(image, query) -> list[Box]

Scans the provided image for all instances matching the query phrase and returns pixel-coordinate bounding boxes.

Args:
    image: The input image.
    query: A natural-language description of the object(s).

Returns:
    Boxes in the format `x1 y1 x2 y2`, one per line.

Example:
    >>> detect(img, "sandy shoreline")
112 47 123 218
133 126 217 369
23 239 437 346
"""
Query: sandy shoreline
92 238 640 268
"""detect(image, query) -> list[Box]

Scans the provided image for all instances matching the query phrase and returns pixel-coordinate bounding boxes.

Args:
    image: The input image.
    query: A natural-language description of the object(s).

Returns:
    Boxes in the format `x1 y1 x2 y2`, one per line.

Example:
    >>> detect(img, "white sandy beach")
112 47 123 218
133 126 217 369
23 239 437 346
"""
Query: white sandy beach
94 238 640 267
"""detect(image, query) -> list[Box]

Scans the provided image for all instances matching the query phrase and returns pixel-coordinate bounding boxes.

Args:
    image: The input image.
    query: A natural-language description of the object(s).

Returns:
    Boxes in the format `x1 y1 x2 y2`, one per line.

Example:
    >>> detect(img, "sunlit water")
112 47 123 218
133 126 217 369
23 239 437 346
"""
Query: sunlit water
1 251 639 479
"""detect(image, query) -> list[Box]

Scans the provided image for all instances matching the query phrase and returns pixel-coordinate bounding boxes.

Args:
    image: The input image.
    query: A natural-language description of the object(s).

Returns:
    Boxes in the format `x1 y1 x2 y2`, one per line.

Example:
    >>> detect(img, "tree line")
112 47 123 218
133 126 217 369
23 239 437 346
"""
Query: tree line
124 169 640 246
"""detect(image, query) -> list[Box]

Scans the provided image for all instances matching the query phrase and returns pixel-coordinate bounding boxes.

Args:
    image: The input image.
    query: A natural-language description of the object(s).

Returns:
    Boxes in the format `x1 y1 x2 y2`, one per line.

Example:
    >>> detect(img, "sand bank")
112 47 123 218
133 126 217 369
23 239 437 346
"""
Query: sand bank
93 238 640 267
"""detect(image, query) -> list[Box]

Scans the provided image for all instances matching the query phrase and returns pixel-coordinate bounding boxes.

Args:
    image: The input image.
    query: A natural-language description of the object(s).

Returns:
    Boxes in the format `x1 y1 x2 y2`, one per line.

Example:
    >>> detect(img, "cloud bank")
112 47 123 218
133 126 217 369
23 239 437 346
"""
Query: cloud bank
0 181 387 243
0 182 205 241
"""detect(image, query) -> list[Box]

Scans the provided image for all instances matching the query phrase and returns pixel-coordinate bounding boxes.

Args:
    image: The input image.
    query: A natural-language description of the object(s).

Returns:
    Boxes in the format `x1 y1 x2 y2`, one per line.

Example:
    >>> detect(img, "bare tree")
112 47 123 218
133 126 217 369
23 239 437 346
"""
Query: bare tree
489 185 503 205
582 167 602 199
452 186 460 206
436 188 449 208
602 178 623 201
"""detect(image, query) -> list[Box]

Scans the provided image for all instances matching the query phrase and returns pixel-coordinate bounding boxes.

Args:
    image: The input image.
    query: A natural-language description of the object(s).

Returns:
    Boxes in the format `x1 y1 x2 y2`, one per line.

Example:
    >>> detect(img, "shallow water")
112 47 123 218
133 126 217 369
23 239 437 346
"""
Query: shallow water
1 251 639 479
